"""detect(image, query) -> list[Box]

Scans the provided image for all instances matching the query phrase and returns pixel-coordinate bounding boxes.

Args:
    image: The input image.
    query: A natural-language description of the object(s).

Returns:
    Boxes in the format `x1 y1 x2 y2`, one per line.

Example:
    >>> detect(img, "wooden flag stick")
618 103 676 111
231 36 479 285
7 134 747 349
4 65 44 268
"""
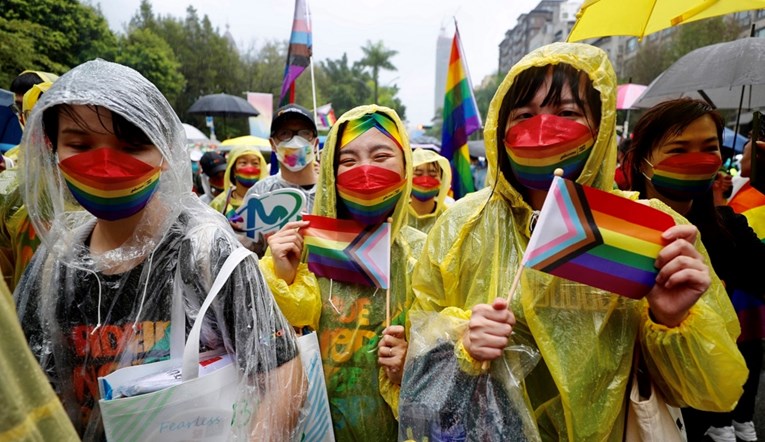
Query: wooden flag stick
385 216 393 328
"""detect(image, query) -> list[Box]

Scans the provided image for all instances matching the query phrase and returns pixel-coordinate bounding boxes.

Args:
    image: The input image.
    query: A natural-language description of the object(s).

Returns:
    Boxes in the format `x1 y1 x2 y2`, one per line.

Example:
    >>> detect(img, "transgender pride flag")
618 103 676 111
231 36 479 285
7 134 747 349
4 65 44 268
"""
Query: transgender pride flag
441 24 482 199
523 177 676 299
279 0 312 106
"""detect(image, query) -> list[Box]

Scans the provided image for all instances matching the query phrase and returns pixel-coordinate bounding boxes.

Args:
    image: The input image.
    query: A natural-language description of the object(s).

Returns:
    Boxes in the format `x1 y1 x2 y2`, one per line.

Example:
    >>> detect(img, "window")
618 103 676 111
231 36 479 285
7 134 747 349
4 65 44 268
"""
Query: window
756 27 765 38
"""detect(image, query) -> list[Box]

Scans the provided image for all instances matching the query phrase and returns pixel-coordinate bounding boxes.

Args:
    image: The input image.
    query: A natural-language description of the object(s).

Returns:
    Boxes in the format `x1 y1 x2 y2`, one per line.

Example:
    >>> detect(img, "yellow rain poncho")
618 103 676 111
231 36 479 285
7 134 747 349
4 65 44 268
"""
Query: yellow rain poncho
262 105 426 441
407 148 452 234
409 43 747 441
1 276 78 442
209 145 268 218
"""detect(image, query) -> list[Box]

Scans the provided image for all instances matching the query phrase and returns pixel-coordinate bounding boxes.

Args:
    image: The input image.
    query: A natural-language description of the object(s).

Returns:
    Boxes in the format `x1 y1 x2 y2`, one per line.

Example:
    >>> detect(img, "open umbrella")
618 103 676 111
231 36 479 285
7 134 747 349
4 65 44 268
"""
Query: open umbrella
634 37 765 111
567 0 765 42
182 123 209 141
187 93 260 117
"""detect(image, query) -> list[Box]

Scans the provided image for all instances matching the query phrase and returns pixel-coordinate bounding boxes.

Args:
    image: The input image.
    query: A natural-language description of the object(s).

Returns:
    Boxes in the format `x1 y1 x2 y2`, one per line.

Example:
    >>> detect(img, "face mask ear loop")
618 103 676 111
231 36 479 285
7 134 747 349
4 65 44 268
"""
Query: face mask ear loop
132 247 158 333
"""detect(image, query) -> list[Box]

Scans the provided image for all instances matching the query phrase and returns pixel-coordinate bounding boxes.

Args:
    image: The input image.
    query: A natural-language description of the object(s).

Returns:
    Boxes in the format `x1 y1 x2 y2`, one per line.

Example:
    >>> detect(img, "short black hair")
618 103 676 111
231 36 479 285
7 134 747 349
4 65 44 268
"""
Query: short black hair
10 72 47 95
42 105 153 151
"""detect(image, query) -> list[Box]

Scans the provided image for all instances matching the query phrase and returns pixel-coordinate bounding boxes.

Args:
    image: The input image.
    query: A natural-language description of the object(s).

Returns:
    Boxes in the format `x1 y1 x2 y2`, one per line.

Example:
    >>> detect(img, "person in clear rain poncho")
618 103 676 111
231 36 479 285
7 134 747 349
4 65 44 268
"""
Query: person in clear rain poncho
13 59 306 440
406 42 747 441
260 105 426 440
406 148 452 234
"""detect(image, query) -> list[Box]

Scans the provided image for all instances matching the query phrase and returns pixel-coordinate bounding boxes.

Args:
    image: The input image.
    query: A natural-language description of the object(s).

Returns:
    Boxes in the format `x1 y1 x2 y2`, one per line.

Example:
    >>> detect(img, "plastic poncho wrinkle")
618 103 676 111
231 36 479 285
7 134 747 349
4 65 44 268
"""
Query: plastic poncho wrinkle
300 105 425 440
14 60 306 440
410 42 746 442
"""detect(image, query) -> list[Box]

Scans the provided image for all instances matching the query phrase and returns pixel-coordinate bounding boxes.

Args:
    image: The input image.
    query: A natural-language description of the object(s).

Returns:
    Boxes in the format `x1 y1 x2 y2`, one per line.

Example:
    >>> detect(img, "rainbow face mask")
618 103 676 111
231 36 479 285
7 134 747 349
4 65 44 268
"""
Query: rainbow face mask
336 165 405 225
234 166 260 188
58 147 161 221
504 114 594 190
411 176 440 201
646 152 722 201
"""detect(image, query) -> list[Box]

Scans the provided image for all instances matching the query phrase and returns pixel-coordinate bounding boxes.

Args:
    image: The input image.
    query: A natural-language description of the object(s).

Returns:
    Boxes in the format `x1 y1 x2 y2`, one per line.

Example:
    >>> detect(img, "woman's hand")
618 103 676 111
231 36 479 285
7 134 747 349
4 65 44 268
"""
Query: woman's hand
462 298 515 362
646 224 710 327
378 325 407 385
268 220 310 285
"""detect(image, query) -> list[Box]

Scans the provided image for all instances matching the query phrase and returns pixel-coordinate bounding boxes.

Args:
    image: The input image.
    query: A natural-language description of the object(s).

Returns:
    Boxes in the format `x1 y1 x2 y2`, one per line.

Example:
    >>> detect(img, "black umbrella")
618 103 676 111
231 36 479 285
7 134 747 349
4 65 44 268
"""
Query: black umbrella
187 93 260 117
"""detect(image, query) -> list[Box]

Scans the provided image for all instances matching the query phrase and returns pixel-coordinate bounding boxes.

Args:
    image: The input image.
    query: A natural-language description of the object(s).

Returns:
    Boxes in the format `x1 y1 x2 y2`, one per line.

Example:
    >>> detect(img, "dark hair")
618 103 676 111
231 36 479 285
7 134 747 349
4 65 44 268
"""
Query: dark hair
624 98 728 238
624 98 724 197
495 64 602 194
42 105 154 151
10 72 47 95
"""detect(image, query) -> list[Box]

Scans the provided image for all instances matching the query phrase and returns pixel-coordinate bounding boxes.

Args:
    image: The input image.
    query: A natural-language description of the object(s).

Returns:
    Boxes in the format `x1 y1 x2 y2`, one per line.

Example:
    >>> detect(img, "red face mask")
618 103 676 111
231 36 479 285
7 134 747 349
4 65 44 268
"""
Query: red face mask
411 176 440 201
504 114 594 190
336 165 405 225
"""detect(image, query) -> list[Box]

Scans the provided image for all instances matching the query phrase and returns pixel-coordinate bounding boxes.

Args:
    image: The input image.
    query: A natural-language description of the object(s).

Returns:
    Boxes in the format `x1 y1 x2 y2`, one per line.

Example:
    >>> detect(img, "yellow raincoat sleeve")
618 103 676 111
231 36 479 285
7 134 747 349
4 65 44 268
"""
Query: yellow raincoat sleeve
1 275 79 441
258 255 321 330
638 211 747 411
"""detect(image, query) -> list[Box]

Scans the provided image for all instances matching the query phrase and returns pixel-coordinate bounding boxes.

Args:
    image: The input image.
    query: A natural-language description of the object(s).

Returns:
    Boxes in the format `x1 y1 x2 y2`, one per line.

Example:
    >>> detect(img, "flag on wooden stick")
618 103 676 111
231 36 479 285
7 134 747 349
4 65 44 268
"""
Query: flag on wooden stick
523 177 675 299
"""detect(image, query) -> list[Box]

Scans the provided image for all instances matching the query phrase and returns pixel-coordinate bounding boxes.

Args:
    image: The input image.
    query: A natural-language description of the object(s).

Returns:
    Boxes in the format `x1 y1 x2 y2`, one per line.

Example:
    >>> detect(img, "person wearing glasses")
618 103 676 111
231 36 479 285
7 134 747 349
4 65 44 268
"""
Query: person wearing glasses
245 104 319 257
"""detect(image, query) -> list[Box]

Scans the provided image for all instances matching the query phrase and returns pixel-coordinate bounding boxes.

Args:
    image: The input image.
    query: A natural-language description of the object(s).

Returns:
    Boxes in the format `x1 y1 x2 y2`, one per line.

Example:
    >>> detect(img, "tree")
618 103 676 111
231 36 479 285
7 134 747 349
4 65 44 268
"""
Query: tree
0 17 66 87
358 40 398 103
377 84 406 121
115 28 186 103
4 0 117 70
318 53 372 115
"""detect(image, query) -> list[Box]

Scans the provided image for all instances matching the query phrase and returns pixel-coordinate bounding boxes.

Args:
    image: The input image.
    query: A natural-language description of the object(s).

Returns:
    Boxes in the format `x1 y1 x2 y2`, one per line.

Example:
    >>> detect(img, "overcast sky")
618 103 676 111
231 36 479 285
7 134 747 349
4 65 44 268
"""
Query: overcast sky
98 0 541 127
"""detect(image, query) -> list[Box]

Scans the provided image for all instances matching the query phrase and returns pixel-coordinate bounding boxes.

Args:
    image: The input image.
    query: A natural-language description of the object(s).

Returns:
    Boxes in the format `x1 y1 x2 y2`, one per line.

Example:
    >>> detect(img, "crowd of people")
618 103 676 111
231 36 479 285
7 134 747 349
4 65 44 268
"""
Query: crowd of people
1 40 762 442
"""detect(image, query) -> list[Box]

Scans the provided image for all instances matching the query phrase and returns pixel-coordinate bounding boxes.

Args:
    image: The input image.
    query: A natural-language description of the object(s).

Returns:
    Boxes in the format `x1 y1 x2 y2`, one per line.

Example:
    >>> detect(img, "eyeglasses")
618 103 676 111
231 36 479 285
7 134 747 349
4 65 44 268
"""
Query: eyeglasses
273 128 315 142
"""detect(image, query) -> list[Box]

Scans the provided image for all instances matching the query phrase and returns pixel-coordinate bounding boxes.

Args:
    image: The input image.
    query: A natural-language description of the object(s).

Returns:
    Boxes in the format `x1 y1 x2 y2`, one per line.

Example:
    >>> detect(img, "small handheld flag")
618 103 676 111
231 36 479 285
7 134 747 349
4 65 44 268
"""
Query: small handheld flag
523 176 676 299
302 215 391 289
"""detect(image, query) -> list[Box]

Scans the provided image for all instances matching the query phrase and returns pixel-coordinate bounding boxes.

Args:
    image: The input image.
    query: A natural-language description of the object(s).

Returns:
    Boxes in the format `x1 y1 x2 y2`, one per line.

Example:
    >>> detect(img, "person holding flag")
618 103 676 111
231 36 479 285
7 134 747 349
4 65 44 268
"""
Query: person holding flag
406 42 746 440
407 148 452 233
261 105 426 440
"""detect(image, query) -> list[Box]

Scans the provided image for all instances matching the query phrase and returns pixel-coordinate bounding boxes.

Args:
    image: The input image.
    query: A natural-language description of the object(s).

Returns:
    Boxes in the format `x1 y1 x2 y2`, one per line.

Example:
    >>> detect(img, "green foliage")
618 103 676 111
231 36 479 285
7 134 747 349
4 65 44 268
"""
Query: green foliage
0 17 67 87
3 0 116 71
318 53 372 116
115 28 186 103
359 40 398 103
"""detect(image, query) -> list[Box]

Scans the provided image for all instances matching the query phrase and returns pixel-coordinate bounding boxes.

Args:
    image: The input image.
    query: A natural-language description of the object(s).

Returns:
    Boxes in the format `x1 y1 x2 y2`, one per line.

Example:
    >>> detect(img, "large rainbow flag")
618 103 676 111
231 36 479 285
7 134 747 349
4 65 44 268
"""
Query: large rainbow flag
302 215 391 288
440 25 482 199
523 177 676 299
279 0 312 106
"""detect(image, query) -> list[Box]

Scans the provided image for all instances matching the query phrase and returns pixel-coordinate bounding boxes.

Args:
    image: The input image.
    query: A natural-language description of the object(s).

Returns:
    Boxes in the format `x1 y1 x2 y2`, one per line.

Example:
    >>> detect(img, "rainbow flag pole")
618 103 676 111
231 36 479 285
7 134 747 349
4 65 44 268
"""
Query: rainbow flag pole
440 20 482 199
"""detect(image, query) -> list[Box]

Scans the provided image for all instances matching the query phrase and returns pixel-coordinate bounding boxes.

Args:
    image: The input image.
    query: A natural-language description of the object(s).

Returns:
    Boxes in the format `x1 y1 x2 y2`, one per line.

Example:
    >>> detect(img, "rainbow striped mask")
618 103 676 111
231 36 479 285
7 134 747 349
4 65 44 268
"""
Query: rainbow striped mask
58 147 161 221
648 152 721 201
411 176 440 201
234 166 260 188
336 165 405 225
504 114 594 190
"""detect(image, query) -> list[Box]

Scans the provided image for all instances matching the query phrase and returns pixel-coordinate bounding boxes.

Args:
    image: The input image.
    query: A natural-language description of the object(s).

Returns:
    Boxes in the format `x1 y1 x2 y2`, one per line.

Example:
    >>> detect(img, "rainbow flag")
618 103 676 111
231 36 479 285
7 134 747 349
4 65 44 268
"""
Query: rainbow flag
302 215 391 288
441 25 482 199
316 103 337 130
523 177 676 299
279 0 312 106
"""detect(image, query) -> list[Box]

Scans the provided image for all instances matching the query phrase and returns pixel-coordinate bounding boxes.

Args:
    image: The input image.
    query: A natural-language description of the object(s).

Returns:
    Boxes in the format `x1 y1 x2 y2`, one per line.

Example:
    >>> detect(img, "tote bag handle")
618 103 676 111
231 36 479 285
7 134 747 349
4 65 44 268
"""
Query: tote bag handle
182 246 254 381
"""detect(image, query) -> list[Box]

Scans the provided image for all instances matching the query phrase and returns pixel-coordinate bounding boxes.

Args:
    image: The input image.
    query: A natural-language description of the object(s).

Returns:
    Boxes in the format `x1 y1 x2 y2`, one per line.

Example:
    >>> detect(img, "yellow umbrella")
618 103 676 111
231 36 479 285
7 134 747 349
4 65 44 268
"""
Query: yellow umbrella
568 0 765 42
220 135 270 147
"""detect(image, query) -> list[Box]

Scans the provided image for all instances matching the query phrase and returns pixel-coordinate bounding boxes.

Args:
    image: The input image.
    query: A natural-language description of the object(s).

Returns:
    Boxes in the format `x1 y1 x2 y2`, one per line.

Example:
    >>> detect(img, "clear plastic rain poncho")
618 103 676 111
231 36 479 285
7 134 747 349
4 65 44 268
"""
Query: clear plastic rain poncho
13 60 306 440
406 148 452 234
261 105 426 441
408 42 747 441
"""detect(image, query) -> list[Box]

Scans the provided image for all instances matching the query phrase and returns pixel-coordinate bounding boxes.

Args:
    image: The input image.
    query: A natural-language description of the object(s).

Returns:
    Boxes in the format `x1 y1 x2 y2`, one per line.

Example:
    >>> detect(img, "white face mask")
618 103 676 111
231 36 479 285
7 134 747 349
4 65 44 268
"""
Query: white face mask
275 136 315 172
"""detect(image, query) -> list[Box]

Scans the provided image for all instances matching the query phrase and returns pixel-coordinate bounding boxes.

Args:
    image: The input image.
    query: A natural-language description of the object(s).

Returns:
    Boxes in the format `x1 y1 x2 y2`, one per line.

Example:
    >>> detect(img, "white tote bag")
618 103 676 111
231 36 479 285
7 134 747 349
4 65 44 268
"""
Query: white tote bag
98 247 253 442
295 331 335 442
